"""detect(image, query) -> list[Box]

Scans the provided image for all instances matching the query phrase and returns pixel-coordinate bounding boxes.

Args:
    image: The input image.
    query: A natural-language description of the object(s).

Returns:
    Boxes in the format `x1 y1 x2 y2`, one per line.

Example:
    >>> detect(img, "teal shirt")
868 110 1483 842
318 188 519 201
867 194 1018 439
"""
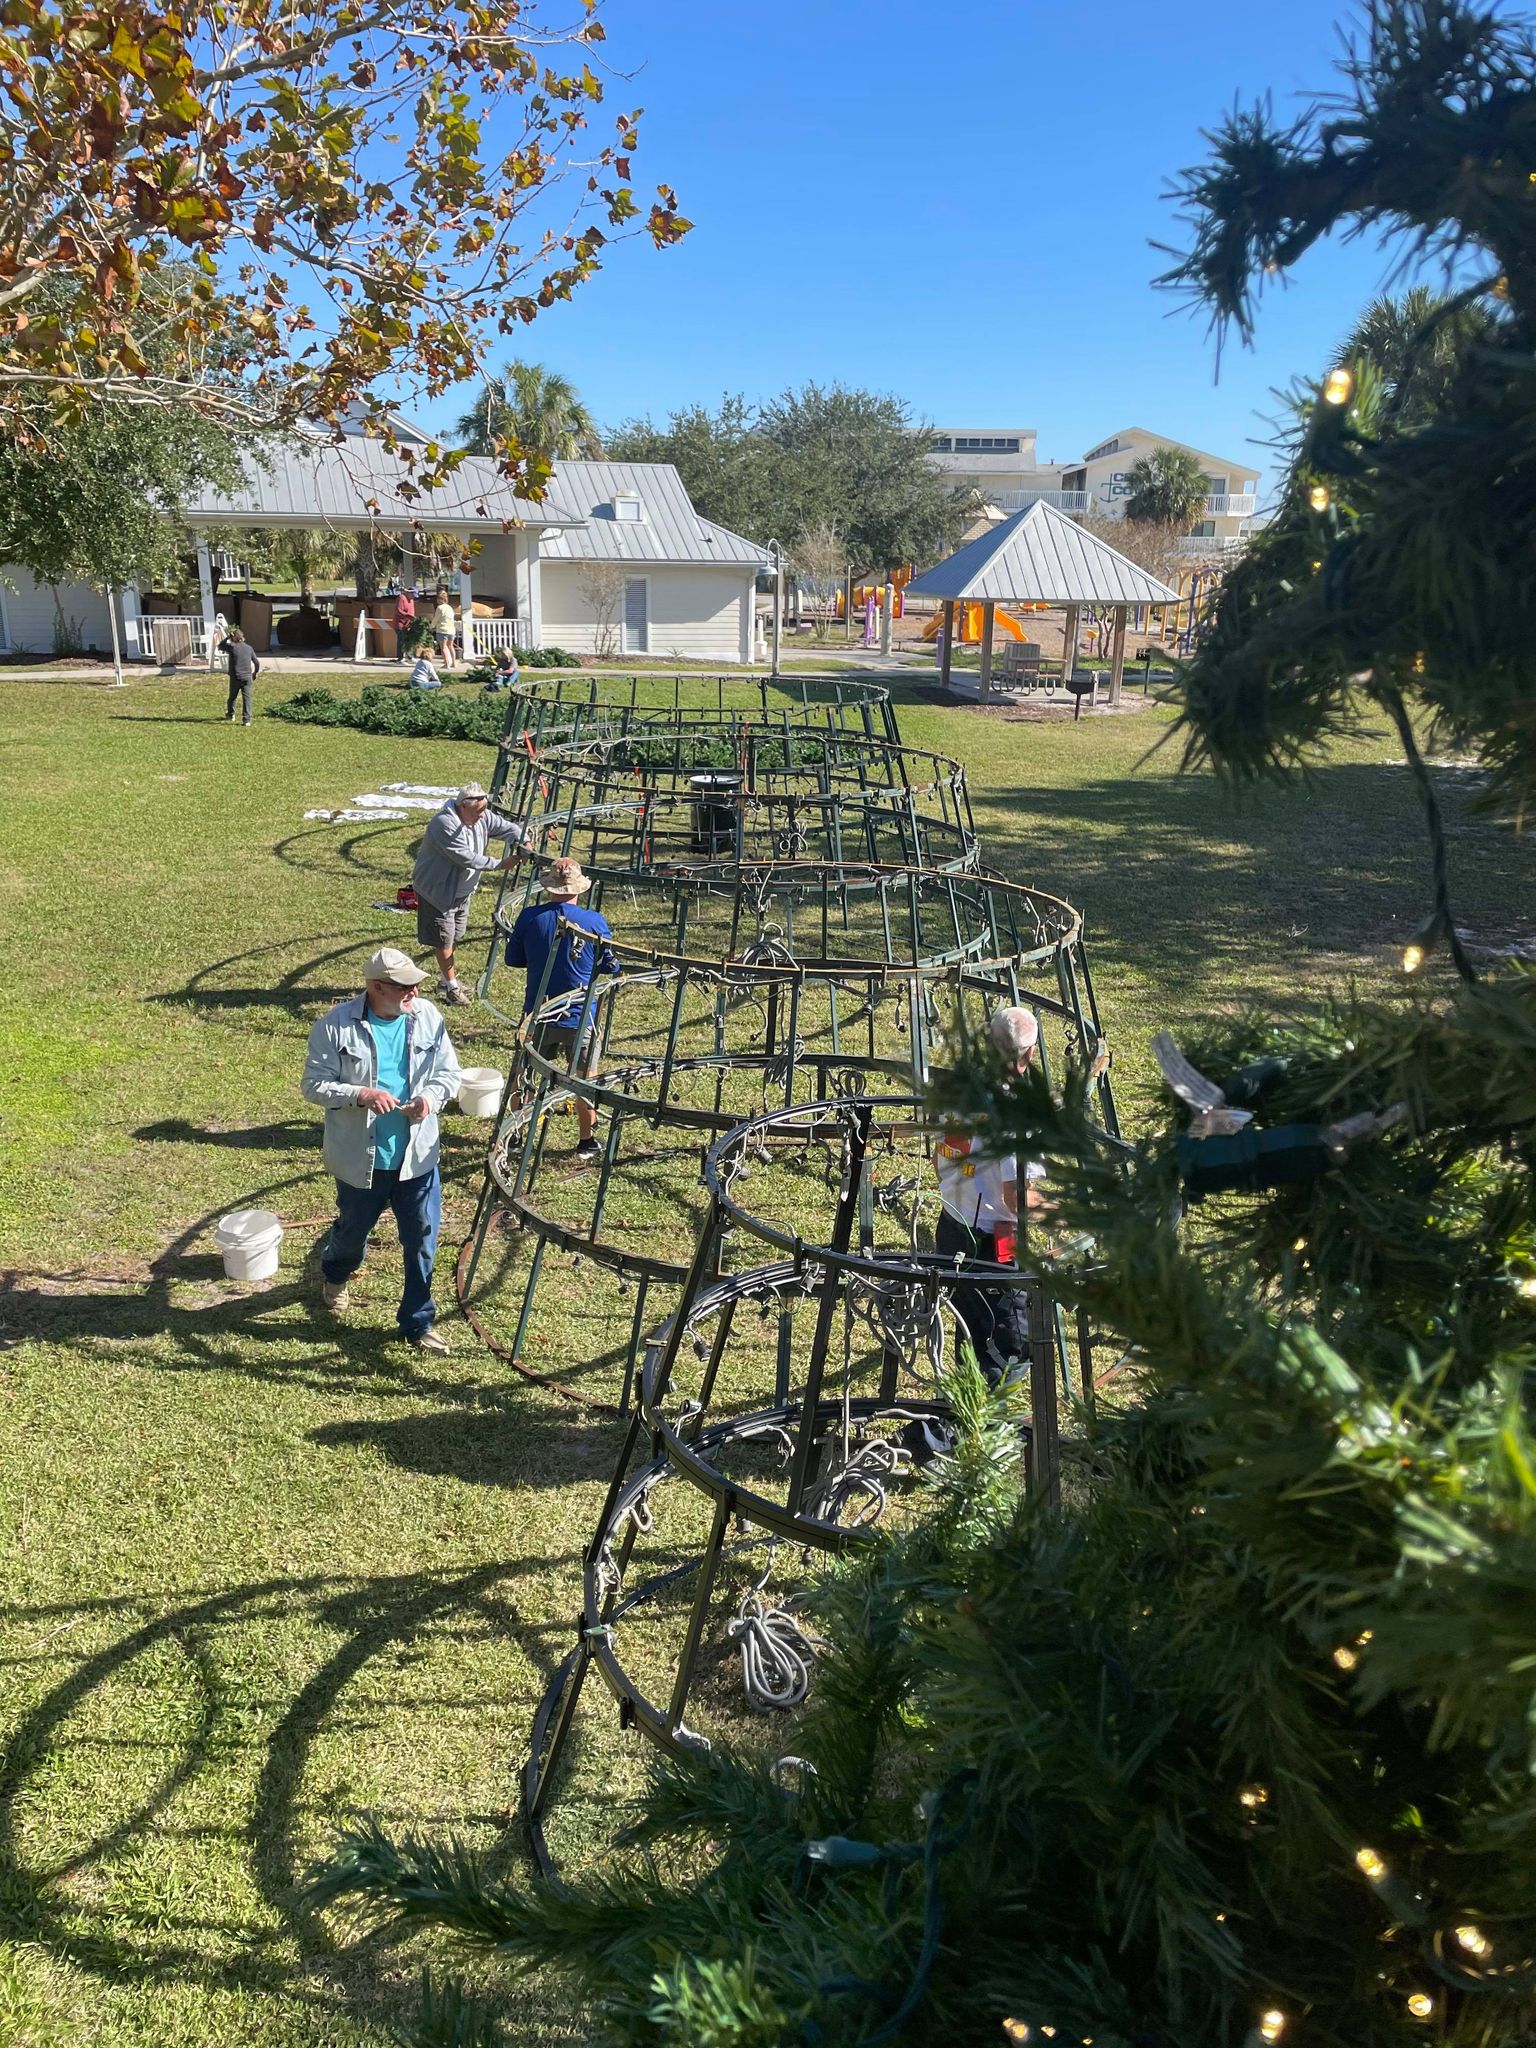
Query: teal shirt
368 1007 409 1170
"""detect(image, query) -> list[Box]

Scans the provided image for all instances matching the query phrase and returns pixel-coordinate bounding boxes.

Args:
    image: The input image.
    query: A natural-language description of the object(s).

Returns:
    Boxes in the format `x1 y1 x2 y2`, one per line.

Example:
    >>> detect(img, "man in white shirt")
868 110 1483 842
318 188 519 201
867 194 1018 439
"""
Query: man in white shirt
933 1005 1047 1383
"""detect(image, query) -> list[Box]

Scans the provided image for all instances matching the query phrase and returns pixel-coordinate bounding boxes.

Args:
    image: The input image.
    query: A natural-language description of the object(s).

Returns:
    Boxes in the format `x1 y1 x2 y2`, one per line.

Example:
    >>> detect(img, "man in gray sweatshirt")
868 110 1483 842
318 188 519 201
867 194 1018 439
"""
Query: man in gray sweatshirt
410 780 531 1006
224 628 260 725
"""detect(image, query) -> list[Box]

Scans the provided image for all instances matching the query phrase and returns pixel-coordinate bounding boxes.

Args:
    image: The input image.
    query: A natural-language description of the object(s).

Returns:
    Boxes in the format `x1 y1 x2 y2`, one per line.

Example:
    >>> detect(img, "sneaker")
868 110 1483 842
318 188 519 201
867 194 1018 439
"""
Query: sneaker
574 1137 601 1164
439 980 473 1008
320 1278 349 1312
410 1326 451 1354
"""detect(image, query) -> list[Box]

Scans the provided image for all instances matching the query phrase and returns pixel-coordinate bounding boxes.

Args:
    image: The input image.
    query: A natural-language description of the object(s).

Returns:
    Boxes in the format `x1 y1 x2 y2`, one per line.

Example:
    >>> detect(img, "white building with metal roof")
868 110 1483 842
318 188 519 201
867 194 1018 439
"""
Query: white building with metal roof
0 434 770 666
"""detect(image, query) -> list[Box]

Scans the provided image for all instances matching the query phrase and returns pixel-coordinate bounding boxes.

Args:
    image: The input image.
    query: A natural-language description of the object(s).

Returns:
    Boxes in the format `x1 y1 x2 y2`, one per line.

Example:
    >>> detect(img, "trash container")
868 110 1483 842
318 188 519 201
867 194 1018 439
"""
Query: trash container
688 773 742 857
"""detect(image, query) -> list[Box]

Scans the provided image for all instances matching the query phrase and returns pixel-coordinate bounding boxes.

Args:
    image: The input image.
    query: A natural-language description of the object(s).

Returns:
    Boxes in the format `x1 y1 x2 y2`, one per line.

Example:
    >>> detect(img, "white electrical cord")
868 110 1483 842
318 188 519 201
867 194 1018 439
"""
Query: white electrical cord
728 1563 819 1712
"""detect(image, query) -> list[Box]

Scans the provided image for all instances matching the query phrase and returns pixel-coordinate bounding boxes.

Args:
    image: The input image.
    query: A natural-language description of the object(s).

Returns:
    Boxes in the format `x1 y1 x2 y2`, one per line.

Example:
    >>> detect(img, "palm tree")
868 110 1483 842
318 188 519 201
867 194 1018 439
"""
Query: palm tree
455 361 601 463
1339 285 1497 425
1123 445 1211 527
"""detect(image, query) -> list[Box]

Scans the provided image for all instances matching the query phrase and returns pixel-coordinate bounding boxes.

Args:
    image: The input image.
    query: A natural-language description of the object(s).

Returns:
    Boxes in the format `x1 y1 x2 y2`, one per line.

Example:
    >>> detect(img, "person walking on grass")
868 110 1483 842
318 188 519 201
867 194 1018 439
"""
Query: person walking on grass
301 946 462 1354
505 856 619 1163
431 587 458 669
223 627 260 725
410 780 532 1007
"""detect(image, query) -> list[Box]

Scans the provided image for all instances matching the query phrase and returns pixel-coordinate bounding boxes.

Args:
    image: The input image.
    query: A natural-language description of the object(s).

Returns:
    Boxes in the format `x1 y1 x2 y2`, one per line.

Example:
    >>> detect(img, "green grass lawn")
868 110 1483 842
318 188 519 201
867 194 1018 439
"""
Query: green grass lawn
1 668 1531 2047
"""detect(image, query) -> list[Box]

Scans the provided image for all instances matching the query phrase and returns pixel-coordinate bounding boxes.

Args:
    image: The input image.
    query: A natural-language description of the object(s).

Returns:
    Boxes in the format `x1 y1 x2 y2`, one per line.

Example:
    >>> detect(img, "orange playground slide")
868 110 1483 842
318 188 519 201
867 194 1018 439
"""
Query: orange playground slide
921 602 1034 643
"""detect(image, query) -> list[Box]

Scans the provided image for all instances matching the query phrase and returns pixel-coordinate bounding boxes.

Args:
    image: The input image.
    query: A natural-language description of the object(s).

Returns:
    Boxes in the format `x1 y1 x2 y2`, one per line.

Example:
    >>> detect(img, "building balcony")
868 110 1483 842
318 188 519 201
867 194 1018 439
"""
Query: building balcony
1175 534 1249 557
990 488 1090 514
1204 493 1256 516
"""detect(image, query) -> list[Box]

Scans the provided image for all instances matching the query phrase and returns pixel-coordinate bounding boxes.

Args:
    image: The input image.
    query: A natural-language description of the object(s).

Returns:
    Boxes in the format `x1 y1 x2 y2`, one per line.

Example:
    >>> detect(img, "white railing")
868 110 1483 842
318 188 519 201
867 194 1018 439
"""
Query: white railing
141 614 215 662
1204 494 1256 517
991 489 1090 514
473 617 522 654
1176 534 1248 558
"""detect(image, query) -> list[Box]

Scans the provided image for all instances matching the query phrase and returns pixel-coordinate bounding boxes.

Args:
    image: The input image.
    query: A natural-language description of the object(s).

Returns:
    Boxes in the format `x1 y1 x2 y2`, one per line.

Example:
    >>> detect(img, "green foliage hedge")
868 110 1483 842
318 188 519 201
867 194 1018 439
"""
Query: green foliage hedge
266 685 507 744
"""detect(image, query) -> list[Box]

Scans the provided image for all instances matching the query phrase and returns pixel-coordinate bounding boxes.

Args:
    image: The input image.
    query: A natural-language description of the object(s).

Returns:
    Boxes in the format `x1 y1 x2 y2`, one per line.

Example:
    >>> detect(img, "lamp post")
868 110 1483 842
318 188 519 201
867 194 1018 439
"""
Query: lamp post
767 538 785 678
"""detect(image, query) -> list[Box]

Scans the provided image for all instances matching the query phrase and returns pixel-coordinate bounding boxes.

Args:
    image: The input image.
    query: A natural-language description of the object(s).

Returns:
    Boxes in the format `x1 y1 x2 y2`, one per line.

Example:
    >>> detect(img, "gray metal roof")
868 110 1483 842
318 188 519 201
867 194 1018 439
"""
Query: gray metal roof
538 461 770 567
181 440 767 569
183 432 578 531
906 500 1179 605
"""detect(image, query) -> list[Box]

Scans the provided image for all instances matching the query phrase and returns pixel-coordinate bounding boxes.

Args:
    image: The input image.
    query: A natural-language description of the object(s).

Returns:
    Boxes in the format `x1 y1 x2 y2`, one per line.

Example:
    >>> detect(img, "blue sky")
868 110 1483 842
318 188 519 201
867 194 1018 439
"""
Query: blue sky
417 0 1438 496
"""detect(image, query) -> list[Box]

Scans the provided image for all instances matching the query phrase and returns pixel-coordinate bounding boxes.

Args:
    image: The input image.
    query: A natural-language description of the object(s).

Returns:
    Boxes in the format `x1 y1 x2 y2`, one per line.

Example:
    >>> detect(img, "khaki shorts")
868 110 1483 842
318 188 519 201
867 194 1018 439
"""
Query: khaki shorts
416 896 469 950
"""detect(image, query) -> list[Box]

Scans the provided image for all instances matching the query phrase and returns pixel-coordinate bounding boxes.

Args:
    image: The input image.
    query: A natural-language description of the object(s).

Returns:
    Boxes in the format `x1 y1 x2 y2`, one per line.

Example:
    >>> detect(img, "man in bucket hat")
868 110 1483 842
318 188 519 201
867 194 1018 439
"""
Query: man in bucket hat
300 946 462 1351
504 857 619 1163
410 780 533 1009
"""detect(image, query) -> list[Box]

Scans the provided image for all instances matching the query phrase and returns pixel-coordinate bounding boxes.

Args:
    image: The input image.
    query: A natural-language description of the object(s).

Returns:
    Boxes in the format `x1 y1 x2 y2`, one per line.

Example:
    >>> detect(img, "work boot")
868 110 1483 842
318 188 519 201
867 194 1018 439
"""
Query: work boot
411 1327 451 1355
320 1278 349 1312
439 979 473 1007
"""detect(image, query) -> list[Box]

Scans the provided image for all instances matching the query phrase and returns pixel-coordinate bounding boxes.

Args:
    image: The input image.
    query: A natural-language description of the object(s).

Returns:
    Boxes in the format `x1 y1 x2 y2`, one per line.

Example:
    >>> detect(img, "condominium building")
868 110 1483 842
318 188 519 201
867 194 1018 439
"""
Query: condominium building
929 424 1261 553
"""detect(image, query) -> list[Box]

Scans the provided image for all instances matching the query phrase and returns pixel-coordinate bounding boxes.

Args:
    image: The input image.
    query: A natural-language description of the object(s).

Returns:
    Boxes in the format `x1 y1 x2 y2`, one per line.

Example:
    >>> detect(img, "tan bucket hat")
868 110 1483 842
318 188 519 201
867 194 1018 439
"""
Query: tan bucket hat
540 856 592 897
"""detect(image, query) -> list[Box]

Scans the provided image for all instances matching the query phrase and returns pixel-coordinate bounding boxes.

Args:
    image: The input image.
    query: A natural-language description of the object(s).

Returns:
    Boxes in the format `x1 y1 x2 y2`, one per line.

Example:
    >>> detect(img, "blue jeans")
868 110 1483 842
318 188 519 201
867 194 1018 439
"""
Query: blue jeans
321 1167 441 1338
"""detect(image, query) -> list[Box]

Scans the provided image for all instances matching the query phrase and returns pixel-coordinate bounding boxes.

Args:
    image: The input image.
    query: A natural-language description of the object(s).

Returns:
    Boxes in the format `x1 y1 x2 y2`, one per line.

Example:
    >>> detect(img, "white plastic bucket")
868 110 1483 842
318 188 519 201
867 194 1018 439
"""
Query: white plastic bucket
215 1207 283 1282
457 1066 505 1118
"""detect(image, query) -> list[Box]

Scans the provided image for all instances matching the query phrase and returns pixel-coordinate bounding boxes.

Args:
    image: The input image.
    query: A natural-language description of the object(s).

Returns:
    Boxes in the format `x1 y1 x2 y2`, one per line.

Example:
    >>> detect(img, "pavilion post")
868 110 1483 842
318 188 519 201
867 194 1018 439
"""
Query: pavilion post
194 538 219 670
1108 604 1128 706
459 557 475 662
1061 602 1080 685
939 599 955 692
978 600 996 702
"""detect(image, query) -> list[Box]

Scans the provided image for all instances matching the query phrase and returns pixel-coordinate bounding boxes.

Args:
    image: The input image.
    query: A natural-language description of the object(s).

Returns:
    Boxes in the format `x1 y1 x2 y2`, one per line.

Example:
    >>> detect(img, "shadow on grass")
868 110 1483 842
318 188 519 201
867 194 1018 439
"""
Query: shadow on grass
149 930 385 1020
0 1557 573 2006
0 1147 523 1414
134 1117 319 1151
272 821 421 882
973 756 1533 991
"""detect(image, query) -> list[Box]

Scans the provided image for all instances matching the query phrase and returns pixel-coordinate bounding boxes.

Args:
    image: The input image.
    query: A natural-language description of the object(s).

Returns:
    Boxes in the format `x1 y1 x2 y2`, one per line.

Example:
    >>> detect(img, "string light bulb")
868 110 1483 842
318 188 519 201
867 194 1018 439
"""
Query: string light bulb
1454 1923 1492 1958
1407 1992 1434 2020
1323 366 1353 405
1258 2009 1287 2042
1356 1847 1388 1882
1002 2023 1031 2044
1333 1644 1359 1671
1308 483 1331 512
1402 942 1425 973
1239 1785 1270 1809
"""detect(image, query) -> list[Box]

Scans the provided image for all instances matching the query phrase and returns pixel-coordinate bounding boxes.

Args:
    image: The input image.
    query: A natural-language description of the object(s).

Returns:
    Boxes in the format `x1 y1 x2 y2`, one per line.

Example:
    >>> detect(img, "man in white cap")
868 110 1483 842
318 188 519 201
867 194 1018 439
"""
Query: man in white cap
504 856 619 1162
932 1005 1048 1383
410 780 532 1008
300 946 462 1352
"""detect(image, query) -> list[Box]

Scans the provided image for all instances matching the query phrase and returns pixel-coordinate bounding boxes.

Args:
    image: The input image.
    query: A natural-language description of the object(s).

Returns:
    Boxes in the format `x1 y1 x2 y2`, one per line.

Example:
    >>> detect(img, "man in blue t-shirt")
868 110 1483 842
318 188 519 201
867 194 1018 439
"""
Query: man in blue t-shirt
505 855 619 1161
300 946 462 1351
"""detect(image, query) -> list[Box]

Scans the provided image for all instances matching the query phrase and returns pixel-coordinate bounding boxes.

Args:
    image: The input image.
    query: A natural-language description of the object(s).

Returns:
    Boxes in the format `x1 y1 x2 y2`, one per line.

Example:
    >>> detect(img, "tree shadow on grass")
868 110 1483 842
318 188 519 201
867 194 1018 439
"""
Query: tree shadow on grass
135 1117 319 1151
1 1154 555 1419
0 1556 574 2023
148 929 387 1021
972 756 1536 996
272 821 421 882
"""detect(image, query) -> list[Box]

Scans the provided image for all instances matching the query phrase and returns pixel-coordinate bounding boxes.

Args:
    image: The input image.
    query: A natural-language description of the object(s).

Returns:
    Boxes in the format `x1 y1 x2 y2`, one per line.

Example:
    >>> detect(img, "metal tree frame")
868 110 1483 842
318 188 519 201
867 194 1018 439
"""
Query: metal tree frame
448 675 1123 1868
456 863 1116 1408
488 671 902 802
493 727 980 877
520 1095 1104 1874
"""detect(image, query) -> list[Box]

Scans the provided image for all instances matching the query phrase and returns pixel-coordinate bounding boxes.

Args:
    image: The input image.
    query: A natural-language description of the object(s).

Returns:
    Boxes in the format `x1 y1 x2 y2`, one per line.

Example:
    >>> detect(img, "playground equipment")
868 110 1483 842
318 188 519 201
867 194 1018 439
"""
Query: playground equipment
919 600 1046 644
